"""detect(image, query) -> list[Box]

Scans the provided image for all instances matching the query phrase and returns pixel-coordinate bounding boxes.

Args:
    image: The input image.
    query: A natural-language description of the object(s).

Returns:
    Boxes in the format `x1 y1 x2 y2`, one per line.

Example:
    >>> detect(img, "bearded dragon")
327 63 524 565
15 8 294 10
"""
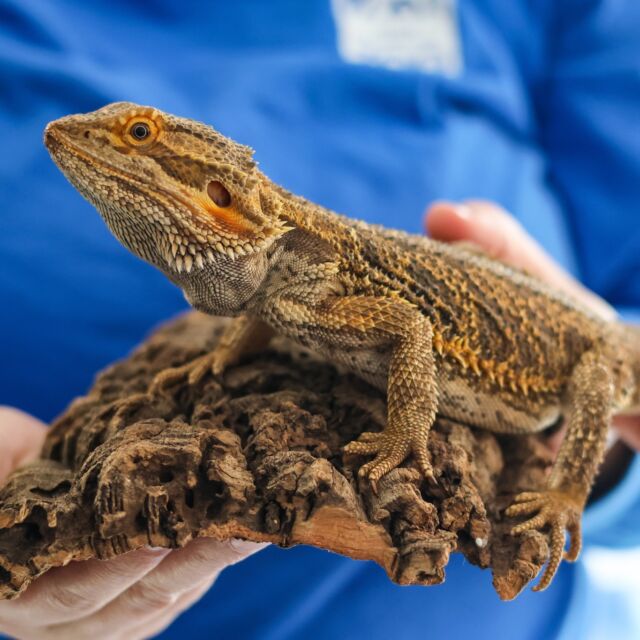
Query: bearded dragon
44 102 640 591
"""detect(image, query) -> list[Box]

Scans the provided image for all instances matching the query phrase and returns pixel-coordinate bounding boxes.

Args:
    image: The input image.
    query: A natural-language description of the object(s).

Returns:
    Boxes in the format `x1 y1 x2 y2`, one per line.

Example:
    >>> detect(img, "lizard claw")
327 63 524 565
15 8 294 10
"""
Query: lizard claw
149 352 221 395
344 430 434 489
506 490 582 591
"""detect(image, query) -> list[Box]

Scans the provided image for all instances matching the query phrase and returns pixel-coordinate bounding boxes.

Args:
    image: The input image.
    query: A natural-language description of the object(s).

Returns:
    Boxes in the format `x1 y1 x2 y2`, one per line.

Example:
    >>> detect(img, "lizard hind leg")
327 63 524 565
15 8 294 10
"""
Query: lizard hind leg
506 351 614 592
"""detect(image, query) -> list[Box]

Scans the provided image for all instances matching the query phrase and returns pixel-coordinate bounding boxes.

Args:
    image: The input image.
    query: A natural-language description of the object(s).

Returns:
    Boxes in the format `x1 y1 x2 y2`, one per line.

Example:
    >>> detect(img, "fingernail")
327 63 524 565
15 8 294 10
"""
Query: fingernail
453 204 473 220
228 538 269 555
145 545 170 555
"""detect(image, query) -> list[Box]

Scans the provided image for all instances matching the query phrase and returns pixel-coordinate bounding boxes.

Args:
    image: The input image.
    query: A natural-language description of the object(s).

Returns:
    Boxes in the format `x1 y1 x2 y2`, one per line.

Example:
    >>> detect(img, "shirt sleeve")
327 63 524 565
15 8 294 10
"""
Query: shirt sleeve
535 1 640 548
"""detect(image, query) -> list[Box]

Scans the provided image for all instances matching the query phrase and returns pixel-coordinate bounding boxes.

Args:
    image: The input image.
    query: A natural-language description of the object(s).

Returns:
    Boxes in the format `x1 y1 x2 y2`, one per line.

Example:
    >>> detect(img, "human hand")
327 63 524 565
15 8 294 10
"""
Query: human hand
424 200 640 452
0 406 267 640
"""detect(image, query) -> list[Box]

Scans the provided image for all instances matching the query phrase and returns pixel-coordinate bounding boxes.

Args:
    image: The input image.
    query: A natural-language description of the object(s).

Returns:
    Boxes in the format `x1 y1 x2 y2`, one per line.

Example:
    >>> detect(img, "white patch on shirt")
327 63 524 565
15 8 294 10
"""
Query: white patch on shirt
331 0 463 76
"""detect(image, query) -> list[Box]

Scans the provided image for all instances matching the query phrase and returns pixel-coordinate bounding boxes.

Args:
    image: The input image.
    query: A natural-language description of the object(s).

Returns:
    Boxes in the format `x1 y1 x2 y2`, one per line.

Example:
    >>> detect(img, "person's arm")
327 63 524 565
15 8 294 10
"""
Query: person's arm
0 407 266 640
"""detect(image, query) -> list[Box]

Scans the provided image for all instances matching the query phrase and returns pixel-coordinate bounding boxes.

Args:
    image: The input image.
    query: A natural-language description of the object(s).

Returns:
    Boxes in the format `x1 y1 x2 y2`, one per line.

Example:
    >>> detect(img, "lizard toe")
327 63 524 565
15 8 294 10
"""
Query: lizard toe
564 520 582 562
505 497 545 520
150 352 220 394
347 428 434 485
532 521 566 592
353 431 384 443
150 364 191 395
186 353 218 385
506 489 583 592
343 431 384 452
343 440 382 456
511 491 543 503
412 442 434 482
362 444 410 486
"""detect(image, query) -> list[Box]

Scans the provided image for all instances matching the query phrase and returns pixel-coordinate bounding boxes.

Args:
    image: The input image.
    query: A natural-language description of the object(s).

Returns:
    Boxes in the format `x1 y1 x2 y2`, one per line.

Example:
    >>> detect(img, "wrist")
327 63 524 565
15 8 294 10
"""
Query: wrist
590 440 634 503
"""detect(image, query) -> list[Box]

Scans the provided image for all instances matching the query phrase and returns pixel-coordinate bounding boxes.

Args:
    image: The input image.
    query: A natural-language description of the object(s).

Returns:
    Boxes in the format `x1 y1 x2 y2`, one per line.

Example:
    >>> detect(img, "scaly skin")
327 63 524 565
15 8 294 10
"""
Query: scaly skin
44 102 640 592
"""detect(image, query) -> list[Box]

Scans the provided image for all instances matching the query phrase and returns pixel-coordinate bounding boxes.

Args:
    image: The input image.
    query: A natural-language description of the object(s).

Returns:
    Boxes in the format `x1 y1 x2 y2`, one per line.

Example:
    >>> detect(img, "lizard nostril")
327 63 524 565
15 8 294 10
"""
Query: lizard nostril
84 130 90 139
207 180 231 208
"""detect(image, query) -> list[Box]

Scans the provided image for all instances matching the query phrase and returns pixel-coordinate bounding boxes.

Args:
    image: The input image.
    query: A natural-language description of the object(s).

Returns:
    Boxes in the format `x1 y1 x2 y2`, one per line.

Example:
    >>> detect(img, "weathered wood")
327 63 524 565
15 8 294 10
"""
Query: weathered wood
0 313 553 601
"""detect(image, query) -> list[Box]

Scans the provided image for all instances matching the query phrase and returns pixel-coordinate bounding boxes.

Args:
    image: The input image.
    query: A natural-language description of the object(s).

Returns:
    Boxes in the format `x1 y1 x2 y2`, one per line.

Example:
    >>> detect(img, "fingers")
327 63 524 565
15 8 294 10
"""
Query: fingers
0 406 48 482
426 200 540 271
115 537 266 603
0 548 170 628
126 577 216 640
613 415 640 452
38 539 266 639
425 201 617 321
0 409 268 639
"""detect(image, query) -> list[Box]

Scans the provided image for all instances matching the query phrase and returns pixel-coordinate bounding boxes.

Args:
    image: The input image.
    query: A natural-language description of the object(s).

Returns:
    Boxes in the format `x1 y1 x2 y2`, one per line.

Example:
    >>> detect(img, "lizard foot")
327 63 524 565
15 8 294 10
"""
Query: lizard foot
149 351 223 395
344 430 434 492
505 490 582 592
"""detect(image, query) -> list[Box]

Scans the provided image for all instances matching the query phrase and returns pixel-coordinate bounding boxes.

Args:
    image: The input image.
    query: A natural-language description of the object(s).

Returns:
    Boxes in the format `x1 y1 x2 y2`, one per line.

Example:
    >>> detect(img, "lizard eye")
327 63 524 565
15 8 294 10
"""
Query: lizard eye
207 180 231 208
130 122 150 141
124 117 158 146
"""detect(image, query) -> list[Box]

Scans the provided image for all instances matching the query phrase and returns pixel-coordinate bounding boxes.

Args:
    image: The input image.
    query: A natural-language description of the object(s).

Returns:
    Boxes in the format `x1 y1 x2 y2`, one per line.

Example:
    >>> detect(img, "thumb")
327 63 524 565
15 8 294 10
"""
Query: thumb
0 406 48 482
425 200 559 275
613 415 640 452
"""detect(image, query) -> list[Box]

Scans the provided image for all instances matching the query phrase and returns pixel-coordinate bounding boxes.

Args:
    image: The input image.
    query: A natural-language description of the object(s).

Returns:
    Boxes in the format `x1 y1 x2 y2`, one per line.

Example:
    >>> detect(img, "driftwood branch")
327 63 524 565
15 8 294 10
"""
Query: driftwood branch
0 313 554 601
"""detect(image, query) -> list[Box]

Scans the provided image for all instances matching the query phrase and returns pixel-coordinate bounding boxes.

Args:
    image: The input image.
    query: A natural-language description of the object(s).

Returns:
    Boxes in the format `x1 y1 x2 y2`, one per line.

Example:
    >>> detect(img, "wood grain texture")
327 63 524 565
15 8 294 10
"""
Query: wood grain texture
0 313 554 602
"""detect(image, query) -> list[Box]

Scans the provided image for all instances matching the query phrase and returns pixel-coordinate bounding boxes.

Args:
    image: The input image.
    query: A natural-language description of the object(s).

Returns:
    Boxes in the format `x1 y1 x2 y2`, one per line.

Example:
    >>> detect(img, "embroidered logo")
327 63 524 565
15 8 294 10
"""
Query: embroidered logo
331 0 463 76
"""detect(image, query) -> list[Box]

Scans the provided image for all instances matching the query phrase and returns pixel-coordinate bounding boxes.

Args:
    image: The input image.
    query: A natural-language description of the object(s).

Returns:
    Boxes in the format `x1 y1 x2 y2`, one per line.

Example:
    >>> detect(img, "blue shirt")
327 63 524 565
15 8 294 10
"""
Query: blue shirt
1 1 639 638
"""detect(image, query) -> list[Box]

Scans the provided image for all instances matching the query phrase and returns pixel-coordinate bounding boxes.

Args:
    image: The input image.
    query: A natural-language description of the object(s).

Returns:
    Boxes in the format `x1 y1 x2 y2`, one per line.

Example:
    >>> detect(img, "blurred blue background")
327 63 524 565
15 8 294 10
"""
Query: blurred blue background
1 1 639 638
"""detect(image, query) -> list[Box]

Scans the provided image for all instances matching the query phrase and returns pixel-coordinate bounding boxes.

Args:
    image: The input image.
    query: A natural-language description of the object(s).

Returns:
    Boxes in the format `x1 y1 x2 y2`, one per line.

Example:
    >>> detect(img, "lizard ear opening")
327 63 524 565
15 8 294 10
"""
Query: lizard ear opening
207 180 232 208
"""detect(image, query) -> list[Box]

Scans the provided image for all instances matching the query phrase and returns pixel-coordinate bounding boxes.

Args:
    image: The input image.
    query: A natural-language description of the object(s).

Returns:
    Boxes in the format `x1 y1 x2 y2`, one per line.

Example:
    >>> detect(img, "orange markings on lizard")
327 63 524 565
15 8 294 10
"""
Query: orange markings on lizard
433 331 560 395
188 190 260 239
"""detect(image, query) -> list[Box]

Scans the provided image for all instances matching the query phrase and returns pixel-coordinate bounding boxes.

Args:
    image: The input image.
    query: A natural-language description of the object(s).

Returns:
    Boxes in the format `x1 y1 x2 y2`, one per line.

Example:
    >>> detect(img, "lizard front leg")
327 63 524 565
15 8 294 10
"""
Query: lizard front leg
272 295 439 489
150 315 274 392
506 350 615 591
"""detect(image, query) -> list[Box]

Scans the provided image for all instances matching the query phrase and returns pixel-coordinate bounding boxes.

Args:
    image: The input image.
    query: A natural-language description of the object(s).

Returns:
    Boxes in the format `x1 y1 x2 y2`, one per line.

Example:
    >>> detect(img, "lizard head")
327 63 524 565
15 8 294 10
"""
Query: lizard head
44 102 290 280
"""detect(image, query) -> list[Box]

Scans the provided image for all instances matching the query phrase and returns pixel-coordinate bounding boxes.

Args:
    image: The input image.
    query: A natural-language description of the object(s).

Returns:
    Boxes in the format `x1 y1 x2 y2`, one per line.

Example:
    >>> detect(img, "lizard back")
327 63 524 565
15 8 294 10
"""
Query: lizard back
278 191 606 404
